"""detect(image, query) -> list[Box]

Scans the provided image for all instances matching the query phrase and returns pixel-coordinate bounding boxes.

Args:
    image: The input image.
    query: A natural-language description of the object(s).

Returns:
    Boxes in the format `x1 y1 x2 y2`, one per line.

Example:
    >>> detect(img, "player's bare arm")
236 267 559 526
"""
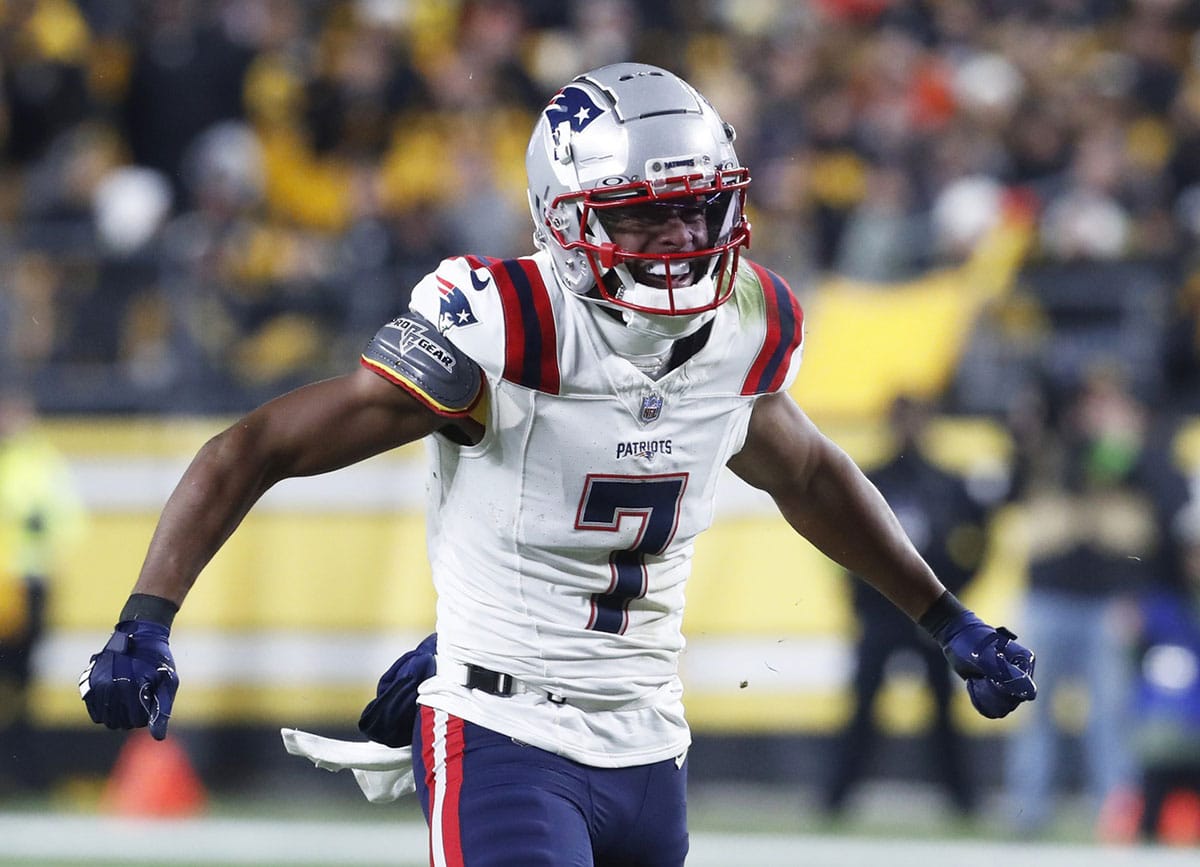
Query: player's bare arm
729 390 1036 718
131 368 446 607
729 390 945 621
81 304 484 740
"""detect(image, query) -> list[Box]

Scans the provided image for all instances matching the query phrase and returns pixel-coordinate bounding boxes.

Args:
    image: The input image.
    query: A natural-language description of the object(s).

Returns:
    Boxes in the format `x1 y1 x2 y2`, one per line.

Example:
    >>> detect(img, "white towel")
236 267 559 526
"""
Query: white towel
280 727 416 803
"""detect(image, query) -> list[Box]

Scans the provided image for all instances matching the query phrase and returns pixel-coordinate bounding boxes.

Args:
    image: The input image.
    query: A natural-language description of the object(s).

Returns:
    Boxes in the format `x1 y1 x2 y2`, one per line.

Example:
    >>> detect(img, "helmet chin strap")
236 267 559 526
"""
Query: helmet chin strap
619 304 716 339
576 282 716 347
576 261 723 341
607 267 720 339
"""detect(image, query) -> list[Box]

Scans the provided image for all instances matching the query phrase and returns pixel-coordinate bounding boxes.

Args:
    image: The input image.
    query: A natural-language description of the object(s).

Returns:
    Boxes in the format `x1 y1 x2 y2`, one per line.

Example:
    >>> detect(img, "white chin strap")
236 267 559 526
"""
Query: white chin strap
618 282 717 339
620 306 716 339
609 269 720 339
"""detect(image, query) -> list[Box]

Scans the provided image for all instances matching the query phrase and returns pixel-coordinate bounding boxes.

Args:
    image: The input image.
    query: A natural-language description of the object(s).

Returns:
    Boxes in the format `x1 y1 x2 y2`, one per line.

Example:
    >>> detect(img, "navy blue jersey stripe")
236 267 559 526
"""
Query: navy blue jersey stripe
497 258 559 393
745 263 803 394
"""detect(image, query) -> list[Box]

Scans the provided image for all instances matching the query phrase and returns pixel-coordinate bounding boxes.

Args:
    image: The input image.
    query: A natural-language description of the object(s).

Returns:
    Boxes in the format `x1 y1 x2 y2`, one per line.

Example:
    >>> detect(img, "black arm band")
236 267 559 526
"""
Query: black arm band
918 589 968 637
119 593 179 630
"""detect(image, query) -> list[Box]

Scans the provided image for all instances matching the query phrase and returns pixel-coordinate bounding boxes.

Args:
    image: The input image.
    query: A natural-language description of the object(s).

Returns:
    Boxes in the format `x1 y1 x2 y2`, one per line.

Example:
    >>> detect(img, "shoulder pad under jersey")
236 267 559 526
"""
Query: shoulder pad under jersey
738 261 805 396
360 312 482 417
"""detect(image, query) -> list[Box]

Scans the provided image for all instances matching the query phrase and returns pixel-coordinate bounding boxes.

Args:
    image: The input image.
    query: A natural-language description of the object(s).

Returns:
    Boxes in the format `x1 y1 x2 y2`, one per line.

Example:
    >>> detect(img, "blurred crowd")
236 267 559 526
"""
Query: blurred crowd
0 0 1199 413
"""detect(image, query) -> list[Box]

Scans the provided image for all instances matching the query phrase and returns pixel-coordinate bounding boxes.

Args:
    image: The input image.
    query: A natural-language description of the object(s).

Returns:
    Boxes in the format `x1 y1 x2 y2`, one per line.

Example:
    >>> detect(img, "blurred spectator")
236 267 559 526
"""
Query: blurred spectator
120 0 256 207
1122 495 1200 844
0 386 84 794
1164 267 1200 412
1038 123 1134 261
833 162 930 281
1004 364 1188 835
0 0 95 164
822 395 996 819
929 173 1005 263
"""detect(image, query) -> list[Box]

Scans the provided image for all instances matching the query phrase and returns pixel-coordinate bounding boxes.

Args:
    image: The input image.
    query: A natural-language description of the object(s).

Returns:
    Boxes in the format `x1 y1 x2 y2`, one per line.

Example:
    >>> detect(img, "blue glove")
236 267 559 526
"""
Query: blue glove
358 633 437 747
922 593 1037 719
80 620 179 740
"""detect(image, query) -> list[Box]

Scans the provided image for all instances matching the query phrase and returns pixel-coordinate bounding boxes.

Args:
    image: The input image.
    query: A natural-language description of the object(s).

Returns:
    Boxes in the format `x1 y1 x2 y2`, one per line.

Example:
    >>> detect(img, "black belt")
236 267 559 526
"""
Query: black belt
462 663 566 704
464 664 519 696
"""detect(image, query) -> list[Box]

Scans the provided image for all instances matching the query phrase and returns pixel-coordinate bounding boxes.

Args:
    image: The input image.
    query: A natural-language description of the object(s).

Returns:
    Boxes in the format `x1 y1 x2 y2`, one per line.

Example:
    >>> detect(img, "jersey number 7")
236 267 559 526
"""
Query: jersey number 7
574 473 688 634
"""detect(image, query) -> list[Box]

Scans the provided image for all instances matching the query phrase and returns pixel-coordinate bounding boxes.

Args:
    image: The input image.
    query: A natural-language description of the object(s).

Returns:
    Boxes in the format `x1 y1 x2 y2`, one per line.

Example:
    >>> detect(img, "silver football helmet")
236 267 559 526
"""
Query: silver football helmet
526 63 751 327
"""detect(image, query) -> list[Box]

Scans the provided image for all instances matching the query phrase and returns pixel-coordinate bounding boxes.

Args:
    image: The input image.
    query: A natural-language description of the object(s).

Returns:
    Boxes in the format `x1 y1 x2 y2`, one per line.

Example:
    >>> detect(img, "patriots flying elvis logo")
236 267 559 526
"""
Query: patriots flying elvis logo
544 85 604 133
438 280 479 331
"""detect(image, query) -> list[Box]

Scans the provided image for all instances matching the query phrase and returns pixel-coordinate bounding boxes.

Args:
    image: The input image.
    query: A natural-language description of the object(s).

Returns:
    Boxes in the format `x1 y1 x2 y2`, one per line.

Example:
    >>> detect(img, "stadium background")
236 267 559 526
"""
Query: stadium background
4 0 1200 854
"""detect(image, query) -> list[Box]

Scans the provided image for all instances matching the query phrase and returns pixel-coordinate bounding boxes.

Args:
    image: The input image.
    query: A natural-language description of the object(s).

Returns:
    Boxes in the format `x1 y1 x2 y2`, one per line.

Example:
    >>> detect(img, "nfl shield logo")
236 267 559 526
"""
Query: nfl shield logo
640 393 663 423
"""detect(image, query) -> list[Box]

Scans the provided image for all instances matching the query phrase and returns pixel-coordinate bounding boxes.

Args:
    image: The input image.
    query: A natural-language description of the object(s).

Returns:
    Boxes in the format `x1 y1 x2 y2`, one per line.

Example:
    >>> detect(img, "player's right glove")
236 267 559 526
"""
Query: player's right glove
921 591 1037 719
79 594 180 740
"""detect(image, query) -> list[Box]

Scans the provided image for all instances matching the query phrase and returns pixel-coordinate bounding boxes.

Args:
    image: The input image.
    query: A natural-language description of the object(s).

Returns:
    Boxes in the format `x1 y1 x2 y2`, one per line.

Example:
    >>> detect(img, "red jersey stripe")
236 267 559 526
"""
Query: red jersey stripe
490 258 561 393
741 262 804 395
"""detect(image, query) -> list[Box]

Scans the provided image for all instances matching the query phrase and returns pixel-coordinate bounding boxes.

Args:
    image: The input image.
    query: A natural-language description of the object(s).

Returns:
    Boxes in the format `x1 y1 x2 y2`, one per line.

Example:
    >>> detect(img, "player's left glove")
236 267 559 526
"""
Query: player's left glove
79 594 180 740
921 591 1037 719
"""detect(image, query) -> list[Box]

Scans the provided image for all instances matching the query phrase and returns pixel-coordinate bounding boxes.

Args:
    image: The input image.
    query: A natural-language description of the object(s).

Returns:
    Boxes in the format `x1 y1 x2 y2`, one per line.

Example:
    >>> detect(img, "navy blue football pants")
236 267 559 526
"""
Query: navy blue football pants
412 705 689 866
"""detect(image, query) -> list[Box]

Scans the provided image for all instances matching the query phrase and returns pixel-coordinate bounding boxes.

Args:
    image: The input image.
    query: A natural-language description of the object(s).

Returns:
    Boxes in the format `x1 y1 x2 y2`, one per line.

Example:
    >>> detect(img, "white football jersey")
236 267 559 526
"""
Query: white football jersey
398 250 803 767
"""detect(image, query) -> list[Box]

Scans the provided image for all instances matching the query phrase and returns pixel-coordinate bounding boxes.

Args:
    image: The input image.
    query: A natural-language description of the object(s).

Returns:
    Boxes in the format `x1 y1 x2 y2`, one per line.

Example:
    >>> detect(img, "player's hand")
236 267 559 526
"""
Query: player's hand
79 620 179 740
933 611 1037 719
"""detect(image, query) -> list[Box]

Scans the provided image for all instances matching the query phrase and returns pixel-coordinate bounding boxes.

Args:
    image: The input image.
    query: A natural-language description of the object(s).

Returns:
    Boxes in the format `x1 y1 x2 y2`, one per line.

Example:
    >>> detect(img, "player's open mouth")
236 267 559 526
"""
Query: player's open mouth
634 261 695 289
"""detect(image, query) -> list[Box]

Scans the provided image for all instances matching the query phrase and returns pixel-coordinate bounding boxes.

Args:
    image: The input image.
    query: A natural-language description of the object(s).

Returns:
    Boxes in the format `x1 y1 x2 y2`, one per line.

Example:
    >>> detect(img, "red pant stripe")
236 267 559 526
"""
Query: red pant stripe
422 706 466 867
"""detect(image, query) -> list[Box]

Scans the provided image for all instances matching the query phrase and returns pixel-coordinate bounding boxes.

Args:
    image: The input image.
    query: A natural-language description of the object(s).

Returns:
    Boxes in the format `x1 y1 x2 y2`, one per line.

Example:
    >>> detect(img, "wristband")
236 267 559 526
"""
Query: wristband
118 593 179 630
918 589 968 638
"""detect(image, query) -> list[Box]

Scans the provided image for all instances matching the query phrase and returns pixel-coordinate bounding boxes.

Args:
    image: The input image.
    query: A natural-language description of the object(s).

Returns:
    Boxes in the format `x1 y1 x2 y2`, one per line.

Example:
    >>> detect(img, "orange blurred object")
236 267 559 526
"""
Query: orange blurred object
101 730 207 817
1159 789 1200 846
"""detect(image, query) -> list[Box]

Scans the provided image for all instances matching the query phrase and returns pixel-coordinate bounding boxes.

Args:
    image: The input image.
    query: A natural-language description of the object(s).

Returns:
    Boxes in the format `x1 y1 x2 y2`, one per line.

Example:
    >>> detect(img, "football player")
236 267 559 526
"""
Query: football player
80 64 1036 866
